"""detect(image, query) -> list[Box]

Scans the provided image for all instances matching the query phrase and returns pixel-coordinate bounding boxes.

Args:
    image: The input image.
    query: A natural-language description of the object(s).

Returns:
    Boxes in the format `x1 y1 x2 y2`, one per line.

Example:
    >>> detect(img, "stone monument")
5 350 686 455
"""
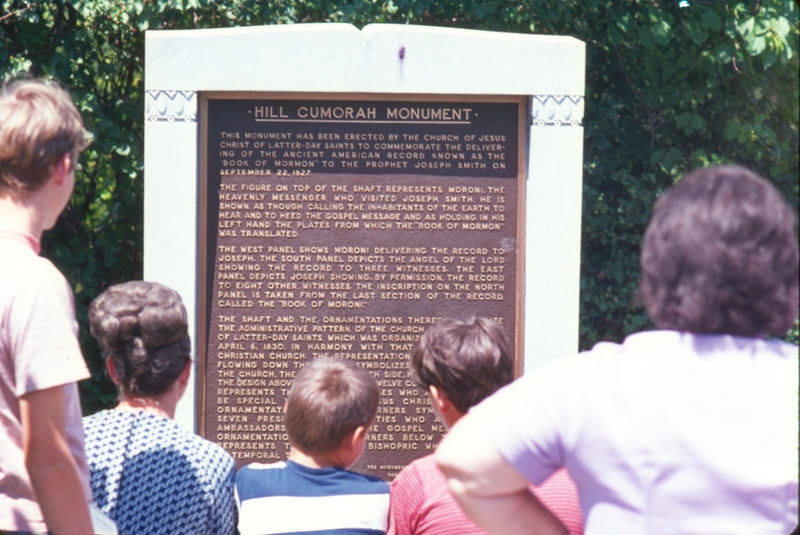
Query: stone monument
144 24 584 479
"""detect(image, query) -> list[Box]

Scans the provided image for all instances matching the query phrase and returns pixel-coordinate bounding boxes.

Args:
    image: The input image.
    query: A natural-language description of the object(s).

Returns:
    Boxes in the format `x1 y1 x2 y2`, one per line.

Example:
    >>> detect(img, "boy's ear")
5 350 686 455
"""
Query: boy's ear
429 385 464 428
347 425 367 451
52 154 73 186
429 384 450 414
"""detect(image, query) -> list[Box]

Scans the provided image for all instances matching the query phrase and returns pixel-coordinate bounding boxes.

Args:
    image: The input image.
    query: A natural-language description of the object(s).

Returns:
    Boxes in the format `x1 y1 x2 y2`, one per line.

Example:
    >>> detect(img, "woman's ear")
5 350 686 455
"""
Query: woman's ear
106 358 120 385
178 359 192 387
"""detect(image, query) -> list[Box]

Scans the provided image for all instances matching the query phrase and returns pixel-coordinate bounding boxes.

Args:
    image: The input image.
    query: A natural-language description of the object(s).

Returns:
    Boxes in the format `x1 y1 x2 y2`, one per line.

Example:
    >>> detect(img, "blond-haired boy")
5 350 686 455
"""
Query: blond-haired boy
0 78 93 534
236 357 390 535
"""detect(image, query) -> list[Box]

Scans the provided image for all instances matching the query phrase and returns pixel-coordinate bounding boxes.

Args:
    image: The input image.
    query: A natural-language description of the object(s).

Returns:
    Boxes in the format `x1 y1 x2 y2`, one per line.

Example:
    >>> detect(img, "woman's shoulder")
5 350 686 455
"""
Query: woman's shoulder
185 430 235 467
83 409 131 441
159 419 236 478
84 410 233 470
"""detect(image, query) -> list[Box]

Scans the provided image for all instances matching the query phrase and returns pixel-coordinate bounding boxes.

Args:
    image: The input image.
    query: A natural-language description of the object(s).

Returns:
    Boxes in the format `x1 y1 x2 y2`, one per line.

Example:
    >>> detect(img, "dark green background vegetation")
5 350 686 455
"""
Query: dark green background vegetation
2 0 798 414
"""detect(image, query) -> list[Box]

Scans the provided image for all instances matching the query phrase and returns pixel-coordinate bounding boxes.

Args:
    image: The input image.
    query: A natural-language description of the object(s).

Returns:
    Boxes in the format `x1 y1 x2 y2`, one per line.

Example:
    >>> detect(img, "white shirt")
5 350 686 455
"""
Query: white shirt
0 235 91 532
471 331 798 534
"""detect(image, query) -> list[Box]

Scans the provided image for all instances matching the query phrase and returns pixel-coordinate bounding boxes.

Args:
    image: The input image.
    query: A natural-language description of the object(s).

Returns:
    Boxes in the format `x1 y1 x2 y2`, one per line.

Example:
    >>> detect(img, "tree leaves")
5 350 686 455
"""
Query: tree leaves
1 0 797 415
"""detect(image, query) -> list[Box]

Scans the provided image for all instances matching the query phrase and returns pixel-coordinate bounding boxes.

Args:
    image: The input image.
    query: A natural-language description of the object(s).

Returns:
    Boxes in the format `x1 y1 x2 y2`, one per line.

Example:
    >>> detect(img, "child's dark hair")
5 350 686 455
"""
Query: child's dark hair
411 317 514 414
89 281 191 398
285 357 379 455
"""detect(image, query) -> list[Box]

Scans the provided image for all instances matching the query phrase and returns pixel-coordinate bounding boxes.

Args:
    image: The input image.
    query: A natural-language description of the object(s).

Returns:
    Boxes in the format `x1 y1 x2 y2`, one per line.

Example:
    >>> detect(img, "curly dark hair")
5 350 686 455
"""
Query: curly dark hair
89 281 191 398
639 165 798 337
411 317 514 414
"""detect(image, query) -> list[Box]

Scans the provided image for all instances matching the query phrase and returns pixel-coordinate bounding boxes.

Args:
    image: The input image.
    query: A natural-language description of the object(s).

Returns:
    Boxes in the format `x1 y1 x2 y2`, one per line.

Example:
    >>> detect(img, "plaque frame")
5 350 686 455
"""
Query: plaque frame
197 92 527 449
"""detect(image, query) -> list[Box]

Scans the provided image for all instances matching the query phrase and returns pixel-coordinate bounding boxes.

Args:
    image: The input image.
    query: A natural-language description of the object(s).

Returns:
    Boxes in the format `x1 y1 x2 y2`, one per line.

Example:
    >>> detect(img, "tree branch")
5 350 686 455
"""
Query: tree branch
605 8 657 153
76 159 100 225
0 3 31 23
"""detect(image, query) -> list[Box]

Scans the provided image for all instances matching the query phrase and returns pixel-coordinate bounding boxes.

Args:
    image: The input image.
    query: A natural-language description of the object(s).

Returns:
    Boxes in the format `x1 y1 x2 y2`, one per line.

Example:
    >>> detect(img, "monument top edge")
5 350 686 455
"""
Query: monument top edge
145 22 357 38
145 22 585 96
145 22 583 46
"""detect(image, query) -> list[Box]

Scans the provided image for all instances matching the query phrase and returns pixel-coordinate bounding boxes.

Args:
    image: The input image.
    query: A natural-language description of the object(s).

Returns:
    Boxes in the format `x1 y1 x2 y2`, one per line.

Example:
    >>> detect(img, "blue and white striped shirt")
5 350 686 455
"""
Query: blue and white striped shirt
236 460 389 535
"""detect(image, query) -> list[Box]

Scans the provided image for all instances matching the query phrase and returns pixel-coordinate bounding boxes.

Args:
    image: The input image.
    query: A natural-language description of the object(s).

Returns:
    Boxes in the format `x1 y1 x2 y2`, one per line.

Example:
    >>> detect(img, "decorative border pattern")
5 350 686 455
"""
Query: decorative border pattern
530 95 583 127
145 90 197 123
144 91 583 126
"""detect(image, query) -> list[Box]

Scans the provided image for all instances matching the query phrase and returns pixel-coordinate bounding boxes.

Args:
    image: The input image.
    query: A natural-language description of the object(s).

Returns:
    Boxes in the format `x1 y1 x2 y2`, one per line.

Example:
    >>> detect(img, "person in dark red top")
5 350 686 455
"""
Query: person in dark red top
388 317 583 535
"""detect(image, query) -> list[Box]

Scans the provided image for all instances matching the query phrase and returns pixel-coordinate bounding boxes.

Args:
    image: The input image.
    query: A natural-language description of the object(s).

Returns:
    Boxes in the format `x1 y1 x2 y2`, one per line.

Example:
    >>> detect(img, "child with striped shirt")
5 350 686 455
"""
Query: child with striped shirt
236 357 390 535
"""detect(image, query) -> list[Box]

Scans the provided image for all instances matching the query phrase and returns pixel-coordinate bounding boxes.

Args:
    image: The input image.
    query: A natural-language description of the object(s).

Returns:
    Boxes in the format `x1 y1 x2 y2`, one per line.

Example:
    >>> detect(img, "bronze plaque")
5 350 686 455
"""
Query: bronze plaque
199 94 526 480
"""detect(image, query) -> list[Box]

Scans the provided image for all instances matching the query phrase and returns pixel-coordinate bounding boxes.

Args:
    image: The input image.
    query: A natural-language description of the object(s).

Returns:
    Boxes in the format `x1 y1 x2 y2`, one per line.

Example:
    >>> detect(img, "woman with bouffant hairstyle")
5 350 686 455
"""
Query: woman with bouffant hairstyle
82 281 236 535
639 165 798 337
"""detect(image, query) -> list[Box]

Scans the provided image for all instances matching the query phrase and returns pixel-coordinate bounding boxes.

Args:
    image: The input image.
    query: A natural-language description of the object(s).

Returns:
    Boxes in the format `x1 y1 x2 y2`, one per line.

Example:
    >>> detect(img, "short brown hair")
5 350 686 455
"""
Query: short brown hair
639 165 798 337
411 317 514 414
285 357 379 455
89 281 191 398
0 78 89 193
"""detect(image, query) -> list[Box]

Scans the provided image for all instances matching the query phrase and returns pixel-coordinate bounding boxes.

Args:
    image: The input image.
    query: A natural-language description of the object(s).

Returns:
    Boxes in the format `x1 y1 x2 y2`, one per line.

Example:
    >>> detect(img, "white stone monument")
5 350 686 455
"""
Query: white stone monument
144 23 585 431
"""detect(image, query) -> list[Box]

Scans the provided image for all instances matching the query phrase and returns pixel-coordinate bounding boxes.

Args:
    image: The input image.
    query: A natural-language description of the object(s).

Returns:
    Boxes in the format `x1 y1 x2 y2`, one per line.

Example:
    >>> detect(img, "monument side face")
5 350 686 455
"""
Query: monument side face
144 24 584 477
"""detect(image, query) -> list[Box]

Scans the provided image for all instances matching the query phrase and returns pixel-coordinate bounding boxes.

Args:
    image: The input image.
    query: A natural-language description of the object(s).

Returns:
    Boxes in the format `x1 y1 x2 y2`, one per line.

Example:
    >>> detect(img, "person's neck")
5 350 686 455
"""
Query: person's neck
0 193 50 241
441 408 464 429
288 447 344 469
116 393 177 420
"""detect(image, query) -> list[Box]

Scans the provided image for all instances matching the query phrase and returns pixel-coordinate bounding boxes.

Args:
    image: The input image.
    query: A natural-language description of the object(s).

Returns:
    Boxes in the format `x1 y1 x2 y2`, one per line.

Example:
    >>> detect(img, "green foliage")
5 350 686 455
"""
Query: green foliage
0 0 399 414
401 0 799 348
2 0 797 412
572 0 799 348
2 0 147 412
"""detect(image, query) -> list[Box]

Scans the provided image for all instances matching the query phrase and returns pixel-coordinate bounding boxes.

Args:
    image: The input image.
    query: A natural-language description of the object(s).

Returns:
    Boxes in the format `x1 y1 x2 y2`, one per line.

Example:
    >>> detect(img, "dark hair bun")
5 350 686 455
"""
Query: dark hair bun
89 281 190 398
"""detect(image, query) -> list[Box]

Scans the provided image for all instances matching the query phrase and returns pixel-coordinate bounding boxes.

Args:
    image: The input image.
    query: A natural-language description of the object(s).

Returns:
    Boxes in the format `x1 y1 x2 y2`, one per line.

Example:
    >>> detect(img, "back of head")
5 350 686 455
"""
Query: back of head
411 317 514 414
89 281 191 398
0 78 88 194
640 165 799 337
285 357 379 456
